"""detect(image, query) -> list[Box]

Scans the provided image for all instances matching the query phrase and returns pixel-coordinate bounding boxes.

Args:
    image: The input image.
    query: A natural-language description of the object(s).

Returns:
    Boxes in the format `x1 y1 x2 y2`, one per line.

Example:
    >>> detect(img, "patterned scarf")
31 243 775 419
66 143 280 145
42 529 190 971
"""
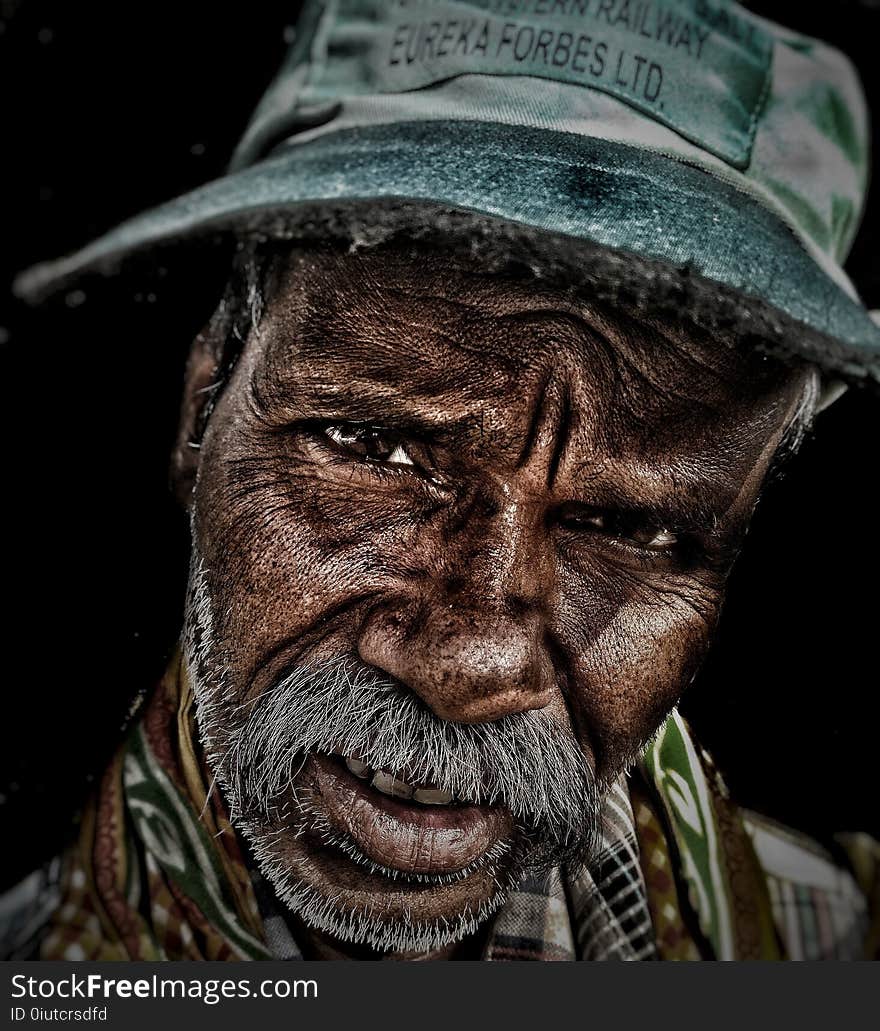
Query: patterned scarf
36 651 789 961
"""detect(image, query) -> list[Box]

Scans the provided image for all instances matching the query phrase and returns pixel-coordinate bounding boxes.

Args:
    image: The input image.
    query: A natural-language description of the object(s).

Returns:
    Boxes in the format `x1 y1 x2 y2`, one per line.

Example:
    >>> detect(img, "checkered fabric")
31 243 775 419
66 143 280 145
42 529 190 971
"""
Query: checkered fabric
631 787 700 961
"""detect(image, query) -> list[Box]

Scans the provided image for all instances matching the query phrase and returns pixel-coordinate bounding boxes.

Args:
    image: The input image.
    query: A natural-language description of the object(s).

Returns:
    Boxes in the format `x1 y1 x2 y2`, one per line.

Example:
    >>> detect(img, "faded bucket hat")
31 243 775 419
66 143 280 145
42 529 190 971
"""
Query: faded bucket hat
15 0 880 385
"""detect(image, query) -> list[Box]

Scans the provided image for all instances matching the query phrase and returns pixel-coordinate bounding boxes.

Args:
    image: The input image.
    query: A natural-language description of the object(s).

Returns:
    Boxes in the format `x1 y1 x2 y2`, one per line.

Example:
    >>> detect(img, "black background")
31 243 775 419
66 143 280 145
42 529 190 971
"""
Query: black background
1 0 878 891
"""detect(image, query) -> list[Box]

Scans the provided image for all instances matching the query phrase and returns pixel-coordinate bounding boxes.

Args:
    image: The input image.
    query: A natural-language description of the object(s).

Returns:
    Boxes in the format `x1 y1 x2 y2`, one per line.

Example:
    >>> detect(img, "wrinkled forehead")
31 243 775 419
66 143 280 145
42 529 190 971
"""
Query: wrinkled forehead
249 245 806 460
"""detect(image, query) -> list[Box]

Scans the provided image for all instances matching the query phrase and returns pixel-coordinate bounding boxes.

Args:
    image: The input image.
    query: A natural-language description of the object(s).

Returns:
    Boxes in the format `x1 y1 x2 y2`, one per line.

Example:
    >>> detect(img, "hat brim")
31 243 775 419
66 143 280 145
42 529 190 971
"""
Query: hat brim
15 120 880 383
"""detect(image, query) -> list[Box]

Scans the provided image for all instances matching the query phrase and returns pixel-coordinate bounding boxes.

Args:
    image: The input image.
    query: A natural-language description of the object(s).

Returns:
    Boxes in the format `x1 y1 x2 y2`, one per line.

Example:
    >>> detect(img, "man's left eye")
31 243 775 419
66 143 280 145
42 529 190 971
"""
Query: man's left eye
558 505 681 552
627 526 680 549
323 424 415 466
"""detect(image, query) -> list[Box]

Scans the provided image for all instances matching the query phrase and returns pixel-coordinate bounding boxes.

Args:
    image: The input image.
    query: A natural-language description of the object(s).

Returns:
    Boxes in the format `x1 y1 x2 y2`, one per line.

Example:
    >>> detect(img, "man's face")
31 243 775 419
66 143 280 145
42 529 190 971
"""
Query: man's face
181 246 807 953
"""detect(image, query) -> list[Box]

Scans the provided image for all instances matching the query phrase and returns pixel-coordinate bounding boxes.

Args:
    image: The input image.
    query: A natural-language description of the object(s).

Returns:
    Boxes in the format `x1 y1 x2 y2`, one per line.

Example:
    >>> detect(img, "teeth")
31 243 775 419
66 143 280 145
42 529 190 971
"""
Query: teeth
412 787 454 806
371 770 414 799
340 755 456 805
345 757 371 780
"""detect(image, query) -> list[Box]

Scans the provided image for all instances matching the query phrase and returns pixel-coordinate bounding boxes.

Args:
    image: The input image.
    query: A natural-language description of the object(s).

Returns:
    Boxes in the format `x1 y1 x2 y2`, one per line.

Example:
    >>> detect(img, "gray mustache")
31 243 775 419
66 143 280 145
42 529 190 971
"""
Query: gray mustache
224 655 599 856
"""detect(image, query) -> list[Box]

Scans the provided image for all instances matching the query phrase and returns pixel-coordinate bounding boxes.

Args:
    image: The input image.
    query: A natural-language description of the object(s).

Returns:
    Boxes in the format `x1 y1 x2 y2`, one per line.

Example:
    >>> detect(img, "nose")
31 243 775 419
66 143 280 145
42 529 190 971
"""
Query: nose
357 493 557 724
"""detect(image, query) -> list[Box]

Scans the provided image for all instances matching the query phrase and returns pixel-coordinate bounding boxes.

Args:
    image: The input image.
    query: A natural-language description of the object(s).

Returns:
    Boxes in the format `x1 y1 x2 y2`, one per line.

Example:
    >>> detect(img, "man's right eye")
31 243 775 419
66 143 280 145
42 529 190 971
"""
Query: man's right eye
323 424 416 468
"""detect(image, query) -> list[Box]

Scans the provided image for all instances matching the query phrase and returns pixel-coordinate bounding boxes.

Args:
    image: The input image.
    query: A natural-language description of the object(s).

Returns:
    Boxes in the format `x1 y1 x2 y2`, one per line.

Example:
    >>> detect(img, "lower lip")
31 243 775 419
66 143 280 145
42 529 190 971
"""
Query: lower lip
310 754 514 877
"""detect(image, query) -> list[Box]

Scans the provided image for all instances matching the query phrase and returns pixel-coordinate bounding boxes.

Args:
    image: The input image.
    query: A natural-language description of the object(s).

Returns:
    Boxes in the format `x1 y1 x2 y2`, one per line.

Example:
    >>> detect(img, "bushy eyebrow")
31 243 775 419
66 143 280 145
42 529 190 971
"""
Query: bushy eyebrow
602 493 729 535
567 455 752 534
251 371 485 444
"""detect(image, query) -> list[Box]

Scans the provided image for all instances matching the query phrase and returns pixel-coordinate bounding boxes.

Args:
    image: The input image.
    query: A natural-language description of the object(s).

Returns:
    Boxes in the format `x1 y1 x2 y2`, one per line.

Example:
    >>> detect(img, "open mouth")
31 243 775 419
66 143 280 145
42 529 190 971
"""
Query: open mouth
307 752 515 882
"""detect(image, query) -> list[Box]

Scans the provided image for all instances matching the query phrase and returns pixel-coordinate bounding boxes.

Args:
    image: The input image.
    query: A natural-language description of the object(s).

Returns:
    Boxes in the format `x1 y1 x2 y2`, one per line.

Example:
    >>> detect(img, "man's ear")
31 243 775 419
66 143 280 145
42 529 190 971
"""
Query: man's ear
171 320 225 510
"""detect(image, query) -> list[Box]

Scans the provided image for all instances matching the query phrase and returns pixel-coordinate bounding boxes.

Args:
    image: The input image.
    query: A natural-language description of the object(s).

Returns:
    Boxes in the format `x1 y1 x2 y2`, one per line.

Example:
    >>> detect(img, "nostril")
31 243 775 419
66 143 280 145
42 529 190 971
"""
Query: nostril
431 685 555 725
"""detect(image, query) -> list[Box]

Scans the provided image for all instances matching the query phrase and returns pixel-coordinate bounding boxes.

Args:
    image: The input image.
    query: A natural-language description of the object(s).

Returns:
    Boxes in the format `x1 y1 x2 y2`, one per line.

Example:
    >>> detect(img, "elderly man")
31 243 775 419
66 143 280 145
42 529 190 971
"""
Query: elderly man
4 0 879 960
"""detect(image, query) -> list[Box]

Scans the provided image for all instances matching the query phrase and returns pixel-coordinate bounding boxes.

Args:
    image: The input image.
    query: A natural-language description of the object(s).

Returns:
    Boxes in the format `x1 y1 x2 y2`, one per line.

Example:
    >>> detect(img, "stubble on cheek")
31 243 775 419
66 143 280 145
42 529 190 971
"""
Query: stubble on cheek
191 427 378 696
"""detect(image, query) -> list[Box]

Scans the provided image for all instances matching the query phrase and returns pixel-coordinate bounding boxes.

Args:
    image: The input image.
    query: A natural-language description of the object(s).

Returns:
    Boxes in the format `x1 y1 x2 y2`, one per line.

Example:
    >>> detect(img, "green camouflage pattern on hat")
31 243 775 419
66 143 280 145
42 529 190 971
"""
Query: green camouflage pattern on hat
16 0 880 379
235 0 869 293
